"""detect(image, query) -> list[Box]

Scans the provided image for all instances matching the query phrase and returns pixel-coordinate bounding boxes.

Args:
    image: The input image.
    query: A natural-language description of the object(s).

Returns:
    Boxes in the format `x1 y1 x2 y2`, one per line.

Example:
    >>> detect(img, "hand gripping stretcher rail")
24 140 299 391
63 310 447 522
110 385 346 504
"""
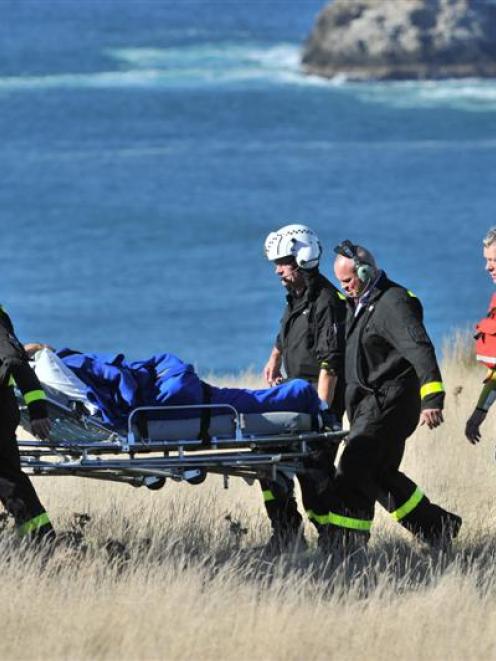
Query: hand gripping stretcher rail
16 381 347 491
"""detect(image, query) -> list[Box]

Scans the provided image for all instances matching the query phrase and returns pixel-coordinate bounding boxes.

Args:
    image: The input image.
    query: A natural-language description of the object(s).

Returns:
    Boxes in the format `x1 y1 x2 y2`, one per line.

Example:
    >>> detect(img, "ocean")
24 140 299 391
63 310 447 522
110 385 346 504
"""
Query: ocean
1 0 495 374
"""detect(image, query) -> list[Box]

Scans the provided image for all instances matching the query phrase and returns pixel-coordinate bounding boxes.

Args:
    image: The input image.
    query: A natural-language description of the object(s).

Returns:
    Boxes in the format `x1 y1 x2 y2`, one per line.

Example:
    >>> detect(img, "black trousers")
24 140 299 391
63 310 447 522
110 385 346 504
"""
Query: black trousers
0 388 48 528
262 385 456 544
320 385 456 544
260 442 338 539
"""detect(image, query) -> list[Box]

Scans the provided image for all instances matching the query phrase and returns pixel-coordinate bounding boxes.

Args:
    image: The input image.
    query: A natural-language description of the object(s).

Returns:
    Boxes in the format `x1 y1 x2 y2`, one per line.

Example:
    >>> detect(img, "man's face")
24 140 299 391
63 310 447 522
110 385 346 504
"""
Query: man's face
334 256 363 298
274 256 305 290
484 243 496 283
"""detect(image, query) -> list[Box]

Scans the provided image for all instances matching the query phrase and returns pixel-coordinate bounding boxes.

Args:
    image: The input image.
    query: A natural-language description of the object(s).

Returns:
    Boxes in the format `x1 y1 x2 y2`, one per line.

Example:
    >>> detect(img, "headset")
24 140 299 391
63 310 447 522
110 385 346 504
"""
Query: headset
333 239 375 284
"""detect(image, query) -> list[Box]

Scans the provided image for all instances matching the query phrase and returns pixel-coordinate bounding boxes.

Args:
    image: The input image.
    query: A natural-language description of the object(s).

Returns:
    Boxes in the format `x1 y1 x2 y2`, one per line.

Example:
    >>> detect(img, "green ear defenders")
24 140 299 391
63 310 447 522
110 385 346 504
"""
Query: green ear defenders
334 239 374 283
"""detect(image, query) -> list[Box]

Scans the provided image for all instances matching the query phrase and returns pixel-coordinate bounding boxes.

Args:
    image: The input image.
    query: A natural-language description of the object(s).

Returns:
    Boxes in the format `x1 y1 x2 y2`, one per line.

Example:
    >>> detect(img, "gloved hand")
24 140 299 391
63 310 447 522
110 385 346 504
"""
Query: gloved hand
31 417 51 441
465 408 487 445
320 409 342 432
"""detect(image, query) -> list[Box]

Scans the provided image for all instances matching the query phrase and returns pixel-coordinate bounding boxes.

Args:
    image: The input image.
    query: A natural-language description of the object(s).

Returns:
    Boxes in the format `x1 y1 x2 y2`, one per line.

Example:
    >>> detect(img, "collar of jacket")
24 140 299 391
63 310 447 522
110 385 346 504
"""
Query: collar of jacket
345 271 387 310
345 271 388 336
358 270 383 305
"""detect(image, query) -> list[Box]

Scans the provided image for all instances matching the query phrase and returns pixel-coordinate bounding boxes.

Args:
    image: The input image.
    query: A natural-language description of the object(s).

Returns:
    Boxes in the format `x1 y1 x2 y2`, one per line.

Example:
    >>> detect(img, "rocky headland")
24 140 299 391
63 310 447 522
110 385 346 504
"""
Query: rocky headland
302 0 496 80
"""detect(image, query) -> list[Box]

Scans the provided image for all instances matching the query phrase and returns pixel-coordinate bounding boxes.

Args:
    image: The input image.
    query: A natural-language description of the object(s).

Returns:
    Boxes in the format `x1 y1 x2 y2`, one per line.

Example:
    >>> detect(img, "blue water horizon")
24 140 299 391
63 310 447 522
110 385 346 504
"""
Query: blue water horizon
1 1 495 374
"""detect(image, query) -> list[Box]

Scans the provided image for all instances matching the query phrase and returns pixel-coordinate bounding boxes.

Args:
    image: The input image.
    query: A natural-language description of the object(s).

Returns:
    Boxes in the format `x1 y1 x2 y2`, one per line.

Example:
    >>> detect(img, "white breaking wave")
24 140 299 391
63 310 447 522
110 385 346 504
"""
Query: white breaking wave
0 42 308 92
347 79 496 112
0 69 169 90
0 41 496 112
108 42 301 72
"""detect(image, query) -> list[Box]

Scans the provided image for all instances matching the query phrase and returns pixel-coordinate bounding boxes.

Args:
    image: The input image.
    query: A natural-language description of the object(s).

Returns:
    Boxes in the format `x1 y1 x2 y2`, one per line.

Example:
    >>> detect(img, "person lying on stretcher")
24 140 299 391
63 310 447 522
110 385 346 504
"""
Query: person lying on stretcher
28 346 339 432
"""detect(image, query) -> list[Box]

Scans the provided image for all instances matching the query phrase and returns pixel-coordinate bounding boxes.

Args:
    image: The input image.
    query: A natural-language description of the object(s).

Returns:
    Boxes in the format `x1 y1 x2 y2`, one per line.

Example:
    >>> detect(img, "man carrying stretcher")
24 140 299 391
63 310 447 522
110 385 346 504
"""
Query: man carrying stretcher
262 224 346 552
0 309 55 543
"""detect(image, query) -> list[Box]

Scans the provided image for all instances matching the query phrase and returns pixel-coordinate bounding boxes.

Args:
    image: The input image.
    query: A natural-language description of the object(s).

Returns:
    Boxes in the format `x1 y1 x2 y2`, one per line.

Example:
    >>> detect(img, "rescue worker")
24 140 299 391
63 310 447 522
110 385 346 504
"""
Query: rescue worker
262 223 346 551
313 240 462 552
466 227 496 443
0 307 55 543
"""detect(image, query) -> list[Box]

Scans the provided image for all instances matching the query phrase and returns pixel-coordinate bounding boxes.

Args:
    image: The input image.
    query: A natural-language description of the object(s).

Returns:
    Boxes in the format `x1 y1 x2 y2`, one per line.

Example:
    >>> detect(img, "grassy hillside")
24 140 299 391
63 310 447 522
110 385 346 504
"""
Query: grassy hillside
1 351 495 660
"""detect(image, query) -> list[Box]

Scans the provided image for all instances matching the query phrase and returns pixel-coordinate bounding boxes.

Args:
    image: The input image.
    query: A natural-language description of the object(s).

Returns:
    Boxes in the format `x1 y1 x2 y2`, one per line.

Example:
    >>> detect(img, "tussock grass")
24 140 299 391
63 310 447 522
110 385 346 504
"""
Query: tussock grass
442 327 477 371
3 354 496 660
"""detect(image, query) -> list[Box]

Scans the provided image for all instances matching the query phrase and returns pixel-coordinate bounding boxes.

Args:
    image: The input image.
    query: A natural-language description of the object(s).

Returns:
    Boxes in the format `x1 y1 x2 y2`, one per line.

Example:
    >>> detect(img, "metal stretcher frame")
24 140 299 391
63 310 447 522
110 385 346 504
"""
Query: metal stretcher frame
16 388 347 490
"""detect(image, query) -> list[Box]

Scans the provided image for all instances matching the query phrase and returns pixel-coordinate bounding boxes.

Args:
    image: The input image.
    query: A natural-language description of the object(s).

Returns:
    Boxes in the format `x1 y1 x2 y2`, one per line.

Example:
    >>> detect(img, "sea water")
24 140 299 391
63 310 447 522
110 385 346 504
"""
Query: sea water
1 1 495 374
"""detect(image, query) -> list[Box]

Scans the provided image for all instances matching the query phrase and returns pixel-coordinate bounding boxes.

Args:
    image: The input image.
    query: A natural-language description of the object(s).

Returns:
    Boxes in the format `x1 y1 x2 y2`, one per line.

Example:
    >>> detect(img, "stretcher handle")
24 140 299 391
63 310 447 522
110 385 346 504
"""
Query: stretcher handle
127 403 243 446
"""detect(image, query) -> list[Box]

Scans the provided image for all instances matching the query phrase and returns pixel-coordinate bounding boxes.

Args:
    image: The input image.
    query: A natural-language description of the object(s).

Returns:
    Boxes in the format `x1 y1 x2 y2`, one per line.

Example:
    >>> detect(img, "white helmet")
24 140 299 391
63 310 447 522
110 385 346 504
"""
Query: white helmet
264 224 322 270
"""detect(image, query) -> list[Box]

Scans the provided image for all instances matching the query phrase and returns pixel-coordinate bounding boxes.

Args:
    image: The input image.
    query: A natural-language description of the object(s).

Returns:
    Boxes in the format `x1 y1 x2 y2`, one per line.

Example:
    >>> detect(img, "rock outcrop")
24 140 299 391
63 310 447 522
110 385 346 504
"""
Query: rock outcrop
302 0 496 80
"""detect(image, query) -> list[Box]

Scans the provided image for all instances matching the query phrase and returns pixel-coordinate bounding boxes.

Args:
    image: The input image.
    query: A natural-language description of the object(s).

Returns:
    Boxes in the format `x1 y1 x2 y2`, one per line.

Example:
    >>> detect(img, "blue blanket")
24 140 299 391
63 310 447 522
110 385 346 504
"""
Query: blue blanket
58 350 320 428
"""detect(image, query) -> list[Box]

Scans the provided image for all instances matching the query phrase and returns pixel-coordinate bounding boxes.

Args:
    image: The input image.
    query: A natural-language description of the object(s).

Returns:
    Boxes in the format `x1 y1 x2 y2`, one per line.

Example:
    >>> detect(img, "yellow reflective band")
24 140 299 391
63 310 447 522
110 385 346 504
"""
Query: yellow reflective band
391 487 424 521
407 290 417 298
18 512 51 537
262 490 275 503
337 292 346 301
8 375 15 387
328 512 372 531
307 510 372 531
420 381 444 399
306 510 327 525
23 389 46 405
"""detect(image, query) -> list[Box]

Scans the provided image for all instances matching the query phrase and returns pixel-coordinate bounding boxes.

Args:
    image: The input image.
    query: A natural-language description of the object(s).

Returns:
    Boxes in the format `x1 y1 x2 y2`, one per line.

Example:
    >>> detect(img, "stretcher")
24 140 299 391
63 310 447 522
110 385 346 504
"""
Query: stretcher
16 382 347 490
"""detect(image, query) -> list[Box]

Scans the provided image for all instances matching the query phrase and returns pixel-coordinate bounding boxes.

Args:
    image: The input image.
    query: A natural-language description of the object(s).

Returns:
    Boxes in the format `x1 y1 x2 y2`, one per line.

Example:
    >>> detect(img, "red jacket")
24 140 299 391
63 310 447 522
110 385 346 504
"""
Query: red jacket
475 292 496 368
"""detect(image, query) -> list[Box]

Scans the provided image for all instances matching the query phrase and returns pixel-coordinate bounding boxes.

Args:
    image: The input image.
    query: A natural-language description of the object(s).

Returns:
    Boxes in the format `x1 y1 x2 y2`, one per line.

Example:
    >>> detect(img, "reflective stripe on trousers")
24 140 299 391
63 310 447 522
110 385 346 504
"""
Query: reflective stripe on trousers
262 489 276 503
17 512 51 537
391 487 425 521
307 509 372 532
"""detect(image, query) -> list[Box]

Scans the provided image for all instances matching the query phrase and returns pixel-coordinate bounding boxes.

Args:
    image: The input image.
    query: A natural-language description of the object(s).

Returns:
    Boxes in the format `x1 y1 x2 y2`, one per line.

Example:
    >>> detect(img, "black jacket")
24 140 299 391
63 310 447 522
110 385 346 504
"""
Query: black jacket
344 273 444 415
0 306 47 421
275 271 346 414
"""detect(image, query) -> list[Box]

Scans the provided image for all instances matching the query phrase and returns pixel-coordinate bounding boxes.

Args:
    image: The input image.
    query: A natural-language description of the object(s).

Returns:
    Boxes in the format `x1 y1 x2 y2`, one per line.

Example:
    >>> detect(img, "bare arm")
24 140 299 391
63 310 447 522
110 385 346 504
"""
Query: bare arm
263 346 283 386
317 368 337 406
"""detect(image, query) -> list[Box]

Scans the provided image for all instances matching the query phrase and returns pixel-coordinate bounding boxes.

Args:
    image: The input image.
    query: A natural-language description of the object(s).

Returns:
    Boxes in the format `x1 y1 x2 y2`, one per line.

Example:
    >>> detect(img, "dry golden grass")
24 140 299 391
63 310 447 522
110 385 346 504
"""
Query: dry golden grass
2 354 496 660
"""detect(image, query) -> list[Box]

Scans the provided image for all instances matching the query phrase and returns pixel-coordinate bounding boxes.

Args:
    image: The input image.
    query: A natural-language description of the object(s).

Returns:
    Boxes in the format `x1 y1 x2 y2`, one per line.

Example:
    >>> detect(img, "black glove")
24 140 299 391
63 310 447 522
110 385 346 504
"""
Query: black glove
465 408 487 445
320 410 342 432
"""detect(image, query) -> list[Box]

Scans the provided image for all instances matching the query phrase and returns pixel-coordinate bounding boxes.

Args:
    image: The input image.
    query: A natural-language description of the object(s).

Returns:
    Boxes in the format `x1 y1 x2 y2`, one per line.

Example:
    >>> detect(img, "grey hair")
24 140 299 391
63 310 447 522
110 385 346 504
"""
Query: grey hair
483 227 496 248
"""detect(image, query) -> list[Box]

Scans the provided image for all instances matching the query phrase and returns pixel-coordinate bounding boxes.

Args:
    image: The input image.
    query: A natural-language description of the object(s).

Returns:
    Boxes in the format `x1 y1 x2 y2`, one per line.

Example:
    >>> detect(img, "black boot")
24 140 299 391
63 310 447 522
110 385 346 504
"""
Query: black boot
263 528 308 555
318 525 368 557
420 512 462 547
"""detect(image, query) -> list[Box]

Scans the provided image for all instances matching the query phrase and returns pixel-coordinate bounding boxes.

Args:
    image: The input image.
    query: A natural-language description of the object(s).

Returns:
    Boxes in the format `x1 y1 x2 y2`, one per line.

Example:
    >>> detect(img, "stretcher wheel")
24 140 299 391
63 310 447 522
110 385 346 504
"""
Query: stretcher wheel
185 469 207 485
145 477 166 491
